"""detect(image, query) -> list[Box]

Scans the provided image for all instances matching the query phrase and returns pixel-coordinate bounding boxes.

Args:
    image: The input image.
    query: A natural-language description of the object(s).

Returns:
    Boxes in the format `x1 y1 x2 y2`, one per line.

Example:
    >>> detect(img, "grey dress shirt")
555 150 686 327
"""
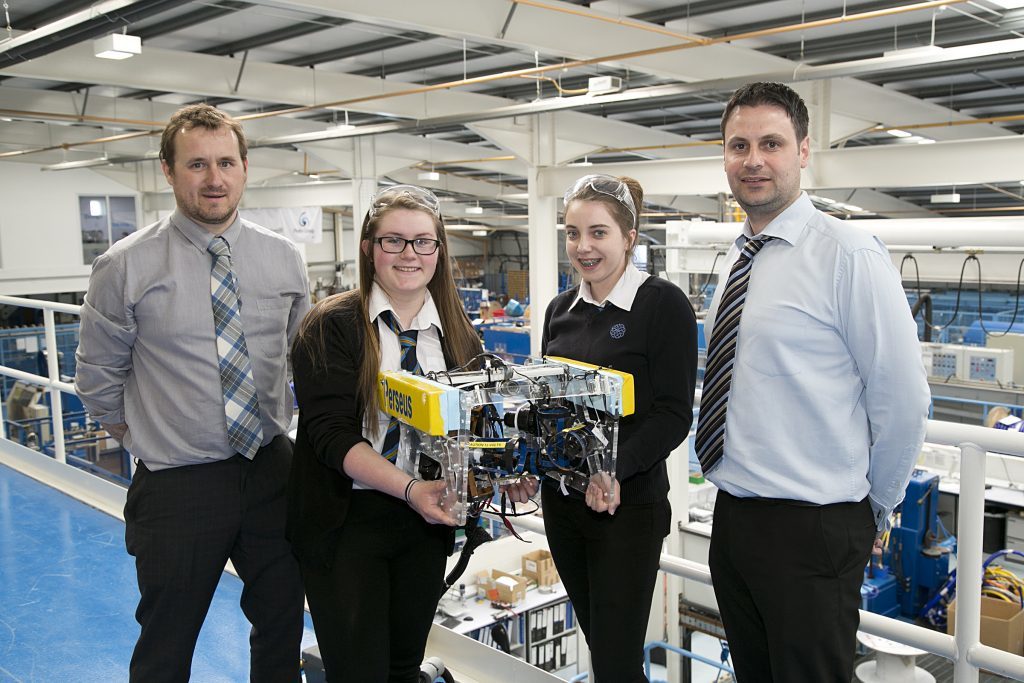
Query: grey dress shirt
75 209 311 470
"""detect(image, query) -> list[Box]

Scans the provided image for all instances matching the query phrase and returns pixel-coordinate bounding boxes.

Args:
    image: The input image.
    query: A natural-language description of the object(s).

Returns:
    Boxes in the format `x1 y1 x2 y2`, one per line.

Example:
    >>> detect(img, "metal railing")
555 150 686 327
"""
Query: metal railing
499 423 1024 682
2 295 1024 682
0 295 81 466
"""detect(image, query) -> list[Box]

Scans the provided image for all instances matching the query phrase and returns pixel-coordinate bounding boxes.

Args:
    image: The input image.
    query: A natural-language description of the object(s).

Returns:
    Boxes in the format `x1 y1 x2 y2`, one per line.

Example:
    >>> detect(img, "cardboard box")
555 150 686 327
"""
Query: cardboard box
478 569 527 605
522 549 559 587
948 596 1024 655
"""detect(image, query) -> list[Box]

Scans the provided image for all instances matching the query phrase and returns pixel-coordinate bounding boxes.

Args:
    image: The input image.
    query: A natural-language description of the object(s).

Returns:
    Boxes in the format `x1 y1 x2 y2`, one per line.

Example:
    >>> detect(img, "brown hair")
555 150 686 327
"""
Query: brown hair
564 175 644 256
294 193 482 435
721 82 809 143
159 104 248 170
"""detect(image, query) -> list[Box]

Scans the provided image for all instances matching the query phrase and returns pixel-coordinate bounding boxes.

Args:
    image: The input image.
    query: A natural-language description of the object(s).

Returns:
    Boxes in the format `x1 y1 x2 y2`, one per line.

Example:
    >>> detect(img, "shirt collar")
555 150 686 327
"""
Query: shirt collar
170 209 243 252
571 262 650 311
737 191 814 248
368 282 444 334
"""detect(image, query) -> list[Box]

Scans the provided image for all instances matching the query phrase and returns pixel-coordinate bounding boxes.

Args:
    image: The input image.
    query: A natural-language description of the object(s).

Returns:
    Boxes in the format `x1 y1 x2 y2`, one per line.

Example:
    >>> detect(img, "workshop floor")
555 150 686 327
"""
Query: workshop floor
0 462 316 682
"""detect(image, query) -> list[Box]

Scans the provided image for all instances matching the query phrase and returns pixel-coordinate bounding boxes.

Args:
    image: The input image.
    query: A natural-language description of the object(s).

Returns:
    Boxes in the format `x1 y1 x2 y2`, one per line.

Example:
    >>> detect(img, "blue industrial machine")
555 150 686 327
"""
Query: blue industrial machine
862 470 955 621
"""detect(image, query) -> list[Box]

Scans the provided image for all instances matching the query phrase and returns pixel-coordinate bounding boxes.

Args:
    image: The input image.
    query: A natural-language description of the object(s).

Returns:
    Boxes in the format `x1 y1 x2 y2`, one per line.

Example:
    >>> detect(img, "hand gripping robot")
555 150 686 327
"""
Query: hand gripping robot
379 355 634 594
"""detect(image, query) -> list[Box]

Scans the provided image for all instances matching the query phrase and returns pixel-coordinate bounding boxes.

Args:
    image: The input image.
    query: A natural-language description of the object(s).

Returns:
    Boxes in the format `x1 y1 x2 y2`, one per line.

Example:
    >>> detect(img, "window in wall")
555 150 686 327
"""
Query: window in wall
80 196 139 263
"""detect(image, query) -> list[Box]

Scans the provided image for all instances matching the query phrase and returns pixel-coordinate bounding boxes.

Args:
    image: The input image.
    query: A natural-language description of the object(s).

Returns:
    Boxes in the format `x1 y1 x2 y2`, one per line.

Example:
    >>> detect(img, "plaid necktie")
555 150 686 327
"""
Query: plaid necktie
208 236 264 459
379 309 422 462
695 236 775 475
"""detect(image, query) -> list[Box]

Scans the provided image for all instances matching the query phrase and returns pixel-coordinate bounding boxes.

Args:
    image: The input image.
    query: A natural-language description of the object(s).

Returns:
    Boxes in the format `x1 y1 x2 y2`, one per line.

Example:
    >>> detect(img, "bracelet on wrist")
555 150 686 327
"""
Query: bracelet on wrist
403 478 420 505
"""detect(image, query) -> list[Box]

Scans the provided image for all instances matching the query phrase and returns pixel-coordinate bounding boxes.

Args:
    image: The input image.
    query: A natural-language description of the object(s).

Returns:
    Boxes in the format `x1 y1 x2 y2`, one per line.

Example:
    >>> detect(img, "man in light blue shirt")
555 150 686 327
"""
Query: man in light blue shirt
700 82 930 682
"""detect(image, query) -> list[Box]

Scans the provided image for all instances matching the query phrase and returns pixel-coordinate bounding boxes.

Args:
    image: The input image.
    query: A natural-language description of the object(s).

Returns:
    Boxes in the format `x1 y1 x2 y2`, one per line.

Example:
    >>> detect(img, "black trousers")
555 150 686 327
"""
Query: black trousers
542 484 670 683
124 435 305 683
709 491 876 683
298 490 449 683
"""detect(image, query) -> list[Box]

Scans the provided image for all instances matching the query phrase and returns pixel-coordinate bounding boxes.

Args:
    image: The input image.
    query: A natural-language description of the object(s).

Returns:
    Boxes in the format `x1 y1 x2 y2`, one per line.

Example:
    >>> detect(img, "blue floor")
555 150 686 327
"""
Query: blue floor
0 463 315 682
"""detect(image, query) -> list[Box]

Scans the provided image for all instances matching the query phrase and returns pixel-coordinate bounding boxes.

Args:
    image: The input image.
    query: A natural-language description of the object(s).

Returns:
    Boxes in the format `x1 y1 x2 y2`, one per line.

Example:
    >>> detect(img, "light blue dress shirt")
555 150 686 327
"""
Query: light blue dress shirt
703 193 930 530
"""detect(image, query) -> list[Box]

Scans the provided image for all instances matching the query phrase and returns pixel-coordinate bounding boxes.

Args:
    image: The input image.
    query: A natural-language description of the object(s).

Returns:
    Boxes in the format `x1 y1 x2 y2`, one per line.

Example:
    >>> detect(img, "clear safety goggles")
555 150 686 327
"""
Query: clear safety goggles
368 184 441 219
562 174 637 227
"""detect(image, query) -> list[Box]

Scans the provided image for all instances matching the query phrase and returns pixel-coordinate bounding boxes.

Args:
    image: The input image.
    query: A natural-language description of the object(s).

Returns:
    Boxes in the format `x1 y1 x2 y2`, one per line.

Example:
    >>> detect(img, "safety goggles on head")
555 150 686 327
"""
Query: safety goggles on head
368 184 441 219
563 174 637 228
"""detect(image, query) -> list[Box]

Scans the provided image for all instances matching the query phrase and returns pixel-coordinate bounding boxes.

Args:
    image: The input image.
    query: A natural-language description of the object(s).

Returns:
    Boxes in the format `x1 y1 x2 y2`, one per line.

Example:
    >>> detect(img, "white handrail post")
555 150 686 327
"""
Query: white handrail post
43 309 66 464
954 441 986 683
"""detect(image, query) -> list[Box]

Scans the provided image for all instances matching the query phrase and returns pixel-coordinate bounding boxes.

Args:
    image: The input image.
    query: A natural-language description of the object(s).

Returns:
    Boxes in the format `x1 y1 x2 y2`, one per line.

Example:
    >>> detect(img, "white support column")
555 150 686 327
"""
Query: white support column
527 113 558 357
351 137 377 285
954 441 986 683
43 309 65 465
809 79 832 151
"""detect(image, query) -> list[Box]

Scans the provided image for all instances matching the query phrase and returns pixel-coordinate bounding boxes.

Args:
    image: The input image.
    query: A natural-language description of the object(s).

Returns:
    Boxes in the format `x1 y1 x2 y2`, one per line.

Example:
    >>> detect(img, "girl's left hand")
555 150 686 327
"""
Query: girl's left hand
585 473 620 515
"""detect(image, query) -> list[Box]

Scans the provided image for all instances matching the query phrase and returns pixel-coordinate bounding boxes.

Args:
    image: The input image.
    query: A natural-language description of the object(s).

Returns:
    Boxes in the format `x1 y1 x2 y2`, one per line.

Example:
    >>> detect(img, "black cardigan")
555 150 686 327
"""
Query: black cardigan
286 300 368 569
286 297 457 569
541 276 698 504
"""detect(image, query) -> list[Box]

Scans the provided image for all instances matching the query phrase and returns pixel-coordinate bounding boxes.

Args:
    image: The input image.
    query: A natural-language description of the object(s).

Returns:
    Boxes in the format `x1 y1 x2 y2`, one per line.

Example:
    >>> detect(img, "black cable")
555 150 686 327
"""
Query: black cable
977 257 1024 339
900 253 923 303
696 251 723 309
931 255 977 335
441 515 493 600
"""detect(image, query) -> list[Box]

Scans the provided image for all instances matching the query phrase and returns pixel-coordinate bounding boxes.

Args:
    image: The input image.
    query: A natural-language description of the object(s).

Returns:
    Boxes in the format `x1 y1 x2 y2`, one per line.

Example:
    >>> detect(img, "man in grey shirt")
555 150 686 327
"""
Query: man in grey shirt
75 104 309 682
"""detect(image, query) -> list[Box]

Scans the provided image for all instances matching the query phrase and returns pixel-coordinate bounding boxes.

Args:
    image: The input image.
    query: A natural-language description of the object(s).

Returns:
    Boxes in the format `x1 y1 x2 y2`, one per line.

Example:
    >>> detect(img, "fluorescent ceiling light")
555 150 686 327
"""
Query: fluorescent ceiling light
990 0 1024 8
843 204 864 212
498 191 529 199
471 229 489 237
417 171 441 181
887 129 913 138
94 33 141 60
930 193 961 204
882 45 944 59
465 206 484 215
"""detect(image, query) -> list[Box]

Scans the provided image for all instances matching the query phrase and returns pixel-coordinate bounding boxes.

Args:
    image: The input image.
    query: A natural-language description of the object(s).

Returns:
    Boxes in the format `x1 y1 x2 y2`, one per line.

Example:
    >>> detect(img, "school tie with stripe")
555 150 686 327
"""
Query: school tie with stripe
694 236 776 475
208 236 264 459
379 309 422 462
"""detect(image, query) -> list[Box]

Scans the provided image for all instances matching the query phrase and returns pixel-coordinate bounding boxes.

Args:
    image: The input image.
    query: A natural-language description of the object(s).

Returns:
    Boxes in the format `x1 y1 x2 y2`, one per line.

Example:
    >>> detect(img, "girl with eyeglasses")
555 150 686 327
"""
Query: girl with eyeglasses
510 174 697 682
286 185 481 682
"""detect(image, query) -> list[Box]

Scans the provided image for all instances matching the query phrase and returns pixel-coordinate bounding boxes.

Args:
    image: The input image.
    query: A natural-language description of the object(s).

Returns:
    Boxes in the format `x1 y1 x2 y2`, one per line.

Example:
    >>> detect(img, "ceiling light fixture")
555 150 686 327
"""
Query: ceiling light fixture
472 229 489 237
418 170 441 181
465 205 484 215
588 76 623 95
930 192 961 204
94 32 141 60
990 0 1024 9
887 129 913 138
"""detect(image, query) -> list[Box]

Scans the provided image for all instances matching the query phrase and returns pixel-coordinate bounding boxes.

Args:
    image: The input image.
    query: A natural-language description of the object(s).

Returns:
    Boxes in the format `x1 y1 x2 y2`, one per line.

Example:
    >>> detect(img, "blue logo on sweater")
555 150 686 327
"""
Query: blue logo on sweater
610 323 626 339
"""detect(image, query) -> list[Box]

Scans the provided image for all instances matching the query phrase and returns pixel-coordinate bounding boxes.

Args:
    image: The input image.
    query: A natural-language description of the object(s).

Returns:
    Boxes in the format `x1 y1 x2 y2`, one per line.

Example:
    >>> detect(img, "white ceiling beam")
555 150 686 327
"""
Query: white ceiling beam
537 135 1024 196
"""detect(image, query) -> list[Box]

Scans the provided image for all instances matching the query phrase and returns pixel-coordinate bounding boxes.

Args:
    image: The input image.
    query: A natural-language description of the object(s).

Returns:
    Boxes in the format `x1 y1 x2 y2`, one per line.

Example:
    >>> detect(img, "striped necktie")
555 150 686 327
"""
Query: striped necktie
379 309 422 462
208 236 264 459
695 236 775 475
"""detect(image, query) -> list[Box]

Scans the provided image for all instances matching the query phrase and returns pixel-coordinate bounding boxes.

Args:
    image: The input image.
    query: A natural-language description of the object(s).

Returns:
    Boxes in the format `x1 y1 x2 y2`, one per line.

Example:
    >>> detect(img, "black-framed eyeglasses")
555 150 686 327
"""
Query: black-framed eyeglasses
374 236 441 255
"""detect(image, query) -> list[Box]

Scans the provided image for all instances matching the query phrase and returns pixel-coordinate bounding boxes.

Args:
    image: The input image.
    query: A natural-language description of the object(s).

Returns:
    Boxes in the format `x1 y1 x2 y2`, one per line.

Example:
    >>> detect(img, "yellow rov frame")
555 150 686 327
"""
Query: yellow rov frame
377 356 635 435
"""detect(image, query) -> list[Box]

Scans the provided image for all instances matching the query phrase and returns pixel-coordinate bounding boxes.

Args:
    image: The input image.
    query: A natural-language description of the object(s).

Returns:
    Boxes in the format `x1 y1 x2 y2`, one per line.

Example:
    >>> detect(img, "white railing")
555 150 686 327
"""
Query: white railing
0 295 81 465
2 295 1024 681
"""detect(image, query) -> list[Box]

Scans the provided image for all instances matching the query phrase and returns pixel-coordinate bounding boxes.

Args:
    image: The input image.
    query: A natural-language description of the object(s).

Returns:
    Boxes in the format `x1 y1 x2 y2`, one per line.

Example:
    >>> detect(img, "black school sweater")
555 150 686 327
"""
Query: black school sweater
541 276 697 504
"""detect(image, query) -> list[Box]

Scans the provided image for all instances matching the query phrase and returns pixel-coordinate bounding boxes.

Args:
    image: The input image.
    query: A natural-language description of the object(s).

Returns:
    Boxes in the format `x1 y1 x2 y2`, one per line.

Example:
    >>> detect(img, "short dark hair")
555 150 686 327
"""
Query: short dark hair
159 104 247 169
721 82 809 143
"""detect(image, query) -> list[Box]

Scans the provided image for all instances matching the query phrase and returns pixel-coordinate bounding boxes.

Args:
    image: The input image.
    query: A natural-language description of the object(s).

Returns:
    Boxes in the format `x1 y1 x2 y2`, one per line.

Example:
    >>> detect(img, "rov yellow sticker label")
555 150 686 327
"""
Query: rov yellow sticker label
378 371 462 436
